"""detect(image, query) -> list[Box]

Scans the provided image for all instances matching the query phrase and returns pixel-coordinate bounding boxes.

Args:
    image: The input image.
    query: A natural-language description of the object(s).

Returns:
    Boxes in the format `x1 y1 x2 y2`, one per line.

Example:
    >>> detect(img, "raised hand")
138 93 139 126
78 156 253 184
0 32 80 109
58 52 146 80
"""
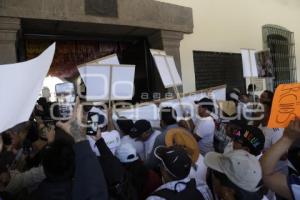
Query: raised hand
283 118 300 142
56 97 86 143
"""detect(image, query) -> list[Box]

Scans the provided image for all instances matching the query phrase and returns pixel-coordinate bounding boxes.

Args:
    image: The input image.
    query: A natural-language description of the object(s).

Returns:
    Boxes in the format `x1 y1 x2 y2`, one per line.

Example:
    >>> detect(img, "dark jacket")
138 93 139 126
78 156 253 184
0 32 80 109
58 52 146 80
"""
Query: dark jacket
73 141 108 200
29 180 72 200
95 138 138 200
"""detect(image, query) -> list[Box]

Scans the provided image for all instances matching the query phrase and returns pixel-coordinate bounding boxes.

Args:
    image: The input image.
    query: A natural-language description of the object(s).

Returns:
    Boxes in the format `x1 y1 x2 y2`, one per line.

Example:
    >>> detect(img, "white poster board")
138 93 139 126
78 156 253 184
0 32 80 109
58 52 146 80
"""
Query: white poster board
241 49 258 78
0 43 56 133
150 49 167 56
97 54 120 65
111 66 135 100
153 54 182 88
79 54 120 86
78 65 110 101
78 64 135 101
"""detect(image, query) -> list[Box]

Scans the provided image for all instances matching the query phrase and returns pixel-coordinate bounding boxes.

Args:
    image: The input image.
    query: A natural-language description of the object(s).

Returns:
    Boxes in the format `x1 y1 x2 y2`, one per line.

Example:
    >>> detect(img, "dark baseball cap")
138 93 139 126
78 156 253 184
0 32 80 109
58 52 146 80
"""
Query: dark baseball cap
154 146 192 180
232 126 265 156
133 120 152 137
116 119 135 135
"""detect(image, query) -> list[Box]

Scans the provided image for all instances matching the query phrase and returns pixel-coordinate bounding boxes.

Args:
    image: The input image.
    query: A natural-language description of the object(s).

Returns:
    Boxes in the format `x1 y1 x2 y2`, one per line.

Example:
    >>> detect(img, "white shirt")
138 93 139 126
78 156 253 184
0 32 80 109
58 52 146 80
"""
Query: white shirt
143 130 161 161
189 154 208 186
87 130 121 156
194 116 215 155
258 125 284 151
121 135 145 160
146 177 213 200
259 125 288 175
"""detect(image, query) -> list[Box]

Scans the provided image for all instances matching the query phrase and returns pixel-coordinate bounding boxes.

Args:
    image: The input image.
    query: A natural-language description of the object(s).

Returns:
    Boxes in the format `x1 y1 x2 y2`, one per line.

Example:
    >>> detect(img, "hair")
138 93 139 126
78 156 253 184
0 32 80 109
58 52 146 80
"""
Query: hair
262 90 274 102
123 160 148 193
248 84 257 92
37 97 51 119
42 140 75 182
262 101 272 112
160 107 177 126
54 127 75 145
197 97 214 113
210 169 264 200
2 132 12 146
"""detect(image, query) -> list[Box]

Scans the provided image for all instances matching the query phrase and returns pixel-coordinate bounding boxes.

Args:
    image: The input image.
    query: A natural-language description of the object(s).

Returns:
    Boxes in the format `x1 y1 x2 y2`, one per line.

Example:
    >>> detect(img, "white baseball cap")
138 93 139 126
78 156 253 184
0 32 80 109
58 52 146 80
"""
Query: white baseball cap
115 143 139 163
204 150 262 192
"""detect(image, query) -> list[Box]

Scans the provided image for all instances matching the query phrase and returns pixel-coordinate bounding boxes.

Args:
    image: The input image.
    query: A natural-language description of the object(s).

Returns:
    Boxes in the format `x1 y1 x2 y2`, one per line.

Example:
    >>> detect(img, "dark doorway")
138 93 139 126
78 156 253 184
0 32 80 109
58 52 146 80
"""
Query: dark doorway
20 35 161 103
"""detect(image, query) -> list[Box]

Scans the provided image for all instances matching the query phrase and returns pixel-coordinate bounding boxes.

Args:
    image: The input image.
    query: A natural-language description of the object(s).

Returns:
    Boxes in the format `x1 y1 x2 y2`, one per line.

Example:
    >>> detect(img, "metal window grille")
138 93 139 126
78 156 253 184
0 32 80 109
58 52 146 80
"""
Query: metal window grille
262 25 297 88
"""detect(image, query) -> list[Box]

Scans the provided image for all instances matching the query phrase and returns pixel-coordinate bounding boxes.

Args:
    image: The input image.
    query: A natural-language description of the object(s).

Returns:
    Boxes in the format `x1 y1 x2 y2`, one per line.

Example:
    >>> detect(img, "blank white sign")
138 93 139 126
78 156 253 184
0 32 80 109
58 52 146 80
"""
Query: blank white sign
153 54 182 88
241 49 258 78
0 43 55 133
80 54 120 86
150 49 167 56
78 64 135 101
79 65 110 101
97 54 120 65
111 66 135 100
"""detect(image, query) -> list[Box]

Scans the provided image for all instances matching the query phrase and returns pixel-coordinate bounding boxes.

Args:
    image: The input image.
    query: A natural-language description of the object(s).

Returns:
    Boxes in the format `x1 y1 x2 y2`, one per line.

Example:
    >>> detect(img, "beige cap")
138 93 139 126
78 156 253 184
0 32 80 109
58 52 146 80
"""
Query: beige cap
204 150 262 192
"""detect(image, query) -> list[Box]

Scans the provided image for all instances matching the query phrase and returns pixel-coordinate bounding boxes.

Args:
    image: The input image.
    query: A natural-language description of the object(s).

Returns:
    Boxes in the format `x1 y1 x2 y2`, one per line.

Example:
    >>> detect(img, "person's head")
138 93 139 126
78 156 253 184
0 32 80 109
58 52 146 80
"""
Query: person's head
194 98 214 117
0 166 10 192
165 128 200 163
132 120 152 141
231 126 265 156
154 146 192 183
42 140 75 182
54 127 75 145
205 150 263 200
115 143 139 164
177 119 194 133
247 84 257 93
225 119 247 138
115 143 148 192
260 90 274 104
239 94 249 104
261 101 272 125
160 107 177 128
116 119 135 136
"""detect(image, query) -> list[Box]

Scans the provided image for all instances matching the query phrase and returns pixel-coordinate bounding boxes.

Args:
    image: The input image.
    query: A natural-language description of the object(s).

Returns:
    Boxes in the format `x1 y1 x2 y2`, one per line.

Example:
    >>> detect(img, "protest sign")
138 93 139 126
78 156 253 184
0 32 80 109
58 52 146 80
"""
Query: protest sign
241 49 258 78
0 43 56 133
152 54 182 88
268 83 300 128
78 64 135 101
255 49 274 78
78 54 120 86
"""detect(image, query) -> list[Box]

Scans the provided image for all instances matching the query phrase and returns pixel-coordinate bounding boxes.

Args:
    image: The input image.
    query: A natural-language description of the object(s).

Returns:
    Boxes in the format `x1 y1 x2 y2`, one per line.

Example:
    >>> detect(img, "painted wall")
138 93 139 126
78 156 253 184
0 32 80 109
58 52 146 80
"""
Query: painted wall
157 0 300 92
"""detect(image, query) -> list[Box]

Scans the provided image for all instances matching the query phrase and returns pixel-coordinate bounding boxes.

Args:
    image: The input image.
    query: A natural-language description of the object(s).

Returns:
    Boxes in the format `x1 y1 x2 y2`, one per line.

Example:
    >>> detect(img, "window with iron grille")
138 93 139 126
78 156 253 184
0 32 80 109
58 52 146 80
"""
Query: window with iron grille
262 25 297 88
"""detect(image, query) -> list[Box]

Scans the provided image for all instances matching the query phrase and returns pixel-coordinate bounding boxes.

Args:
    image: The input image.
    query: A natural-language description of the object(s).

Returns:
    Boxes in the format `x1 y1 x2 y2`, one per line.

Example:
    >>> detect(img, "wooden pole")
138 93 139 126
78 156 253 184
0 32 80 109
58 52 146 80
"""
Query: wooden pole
163 56 185 116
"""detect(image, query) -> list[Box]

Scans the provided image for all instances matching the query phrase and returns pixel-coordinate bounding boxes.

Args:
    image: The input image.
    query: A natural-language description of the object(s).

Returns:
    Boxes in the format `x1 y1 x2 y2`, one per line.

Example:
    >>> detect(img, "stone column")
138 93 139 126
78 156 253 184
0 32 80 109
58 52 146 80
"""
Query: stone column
0 17 21 64
148 30 184 95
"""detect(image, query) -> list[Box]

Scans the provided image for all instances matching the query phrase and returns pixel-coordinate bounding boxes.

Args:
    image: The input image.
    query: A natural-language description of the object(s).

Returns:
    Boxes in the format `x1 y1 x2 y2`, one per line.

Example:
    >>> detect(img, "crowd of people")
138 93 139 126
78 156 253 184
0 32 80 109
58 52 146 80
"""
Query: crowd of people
0 87 300 200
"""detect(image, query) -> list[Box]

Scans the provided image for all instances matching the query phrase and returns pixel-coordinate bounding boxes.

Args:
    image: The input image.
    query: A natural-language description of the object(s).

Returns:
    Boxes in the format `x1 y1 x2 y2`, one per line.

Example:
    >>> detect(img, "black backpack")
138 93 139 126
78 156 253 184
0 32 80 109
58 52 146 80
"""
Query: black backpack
151 179 205 200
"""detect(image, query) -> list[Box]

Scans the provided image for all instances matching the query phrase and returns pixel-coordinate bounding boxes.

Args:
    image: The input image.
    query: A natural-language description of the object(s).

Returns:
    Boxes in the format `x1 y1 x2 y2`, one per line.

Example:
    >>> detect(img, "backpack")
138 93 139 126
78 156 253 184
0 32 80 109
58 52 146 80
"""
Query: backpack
151 179 205 200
